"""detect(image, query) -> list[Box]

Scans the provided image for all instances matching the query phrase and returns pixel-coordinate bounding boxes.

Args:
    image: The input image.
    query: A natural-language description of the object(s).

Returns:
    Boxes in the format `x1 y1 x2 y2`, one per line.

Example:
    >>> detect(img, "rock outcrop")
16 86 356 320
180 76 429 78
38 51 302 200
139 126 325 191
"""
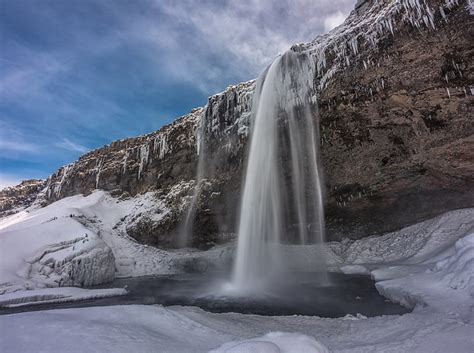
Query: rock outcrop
3 0 473 247
0 179 46 218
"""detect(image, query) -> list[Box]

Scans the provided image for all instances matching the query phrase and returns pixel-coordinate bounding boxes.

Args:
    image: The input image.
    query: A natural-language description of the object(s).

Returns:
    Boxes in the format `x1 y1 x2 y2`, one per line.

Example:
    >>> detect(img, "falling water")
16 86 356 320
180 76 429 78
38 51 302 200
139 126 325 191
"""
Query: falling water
176 113 206 248
232 49 326 292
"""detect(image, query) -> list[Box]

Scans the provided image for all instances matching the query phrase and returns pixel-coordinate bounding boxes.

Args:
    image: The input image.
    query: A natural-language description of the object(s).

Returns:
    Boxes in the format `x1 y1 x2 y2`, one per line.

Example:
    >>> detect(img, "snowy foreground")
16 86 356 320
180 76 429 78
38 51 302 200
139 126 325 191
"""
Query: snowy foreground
0 191 228 297
0 192 473 352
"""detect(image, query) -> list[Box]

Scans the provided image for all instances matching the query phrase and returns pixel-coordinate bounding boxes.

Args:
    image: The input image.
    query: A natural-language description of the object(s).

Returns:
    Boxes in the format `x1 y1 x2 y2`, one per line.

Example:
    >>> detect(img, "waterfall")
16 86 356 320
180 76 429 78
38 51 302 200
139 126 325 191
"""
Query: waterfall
232 49 326 292
176 112 206 248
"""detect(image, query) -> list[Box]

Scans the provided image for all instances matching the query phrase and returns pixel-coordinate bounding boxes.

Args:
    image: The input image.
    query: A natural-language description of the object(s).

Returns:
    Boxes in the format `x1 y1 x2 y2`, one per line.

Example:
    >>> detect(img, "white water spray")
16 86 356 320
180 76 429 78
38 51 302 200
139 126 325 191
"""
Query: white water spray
232 49 326 292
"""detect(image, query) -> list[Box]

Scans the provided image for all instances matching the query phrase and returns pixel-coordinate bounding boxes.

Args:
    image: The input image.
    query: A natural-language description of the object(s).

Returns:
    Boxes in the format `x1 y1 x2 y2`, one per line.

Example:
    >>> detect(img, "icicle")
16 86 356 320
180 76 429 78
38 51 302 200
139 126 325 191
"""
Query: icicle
349 37 358 55
54 162 75 197
158 135 169 159
196 114 203 156
388 18 394 35
45 177 52 199
439 6 447 22
426 6 436 29
138 144 150 180
122 150 128 174
95 159 102 189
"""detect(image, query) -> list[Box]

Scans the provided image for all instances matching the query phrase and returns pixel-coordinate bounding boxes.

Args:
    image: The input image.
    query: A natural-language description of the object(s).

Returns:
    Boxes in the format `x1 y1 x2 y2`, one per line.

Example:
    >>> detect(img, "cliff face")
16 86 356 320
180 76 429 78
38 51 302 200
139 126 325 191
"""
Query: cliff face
4 0 473 247
0 179 46 218
315 0 474 238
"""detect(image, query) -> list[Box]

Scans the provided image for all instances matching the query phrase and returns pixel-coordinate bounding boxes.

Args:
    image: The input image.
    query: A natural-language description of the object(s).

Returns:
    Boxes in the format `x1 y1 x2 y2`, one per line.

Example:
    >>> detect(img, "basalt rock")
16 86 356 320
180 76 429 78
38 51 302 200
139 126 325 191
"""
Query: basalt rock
3 0 473 247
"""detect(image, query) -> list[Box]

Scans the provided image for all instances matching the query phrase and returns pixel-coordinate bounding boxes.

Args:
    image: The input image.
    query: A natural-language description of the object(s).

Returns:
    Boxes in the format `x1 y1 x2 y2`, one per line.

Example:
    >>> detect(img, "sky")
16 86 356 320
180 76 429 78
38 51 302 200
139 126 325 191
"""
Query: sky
0 0 356 189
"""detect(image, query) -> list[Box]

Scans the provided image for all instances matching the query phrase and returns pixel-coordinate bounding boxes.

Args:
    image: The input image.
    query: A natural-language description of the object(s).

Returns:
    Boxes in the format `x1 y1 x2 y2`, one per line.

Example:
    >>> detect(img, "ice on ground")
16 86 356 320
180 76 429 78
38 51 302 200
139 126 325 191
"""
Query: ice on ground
0 287 127 308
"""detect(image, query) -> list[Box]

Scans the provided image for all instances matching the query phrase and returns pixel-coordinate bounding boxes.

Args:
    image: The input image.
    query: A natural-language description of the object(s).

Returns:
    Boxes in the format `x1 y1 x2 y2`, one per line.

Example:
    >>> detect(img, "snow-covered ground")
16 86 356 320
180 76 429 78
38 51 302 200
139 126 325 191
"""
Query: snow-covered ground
0 191 229 299
1 191 473 352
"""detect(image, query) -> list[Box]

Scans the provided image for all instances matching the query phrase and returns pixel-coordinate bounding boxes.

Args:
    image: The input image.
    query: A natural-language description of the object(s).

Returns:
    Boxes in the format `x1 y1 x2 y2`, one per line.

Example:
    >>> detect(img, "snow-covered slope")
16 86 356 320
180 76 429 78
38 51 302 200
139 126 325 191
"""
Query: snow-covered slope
1 207 473 352
0 197 115 294
0 190 231 296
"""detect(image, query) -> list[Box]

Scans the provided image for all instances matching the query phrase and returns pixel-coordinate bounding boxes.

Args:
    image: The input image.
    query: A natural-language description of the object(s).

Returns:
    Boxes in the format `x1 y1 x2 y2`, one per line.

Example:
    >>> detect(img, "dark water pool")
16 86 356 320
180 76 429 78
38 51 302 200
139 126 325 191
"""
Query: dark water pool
0 272 410 317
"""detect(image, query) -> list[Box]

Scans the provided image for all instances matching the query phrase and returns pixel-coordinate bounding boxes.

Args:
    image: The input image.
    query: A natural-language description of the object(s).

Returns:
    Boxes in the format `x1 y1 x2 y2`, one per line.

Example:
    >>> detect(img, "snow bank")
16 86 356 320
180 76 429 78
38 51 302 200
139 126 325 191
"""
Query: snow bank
376 230 474 310
339 208 474 265
210 332 329 353
0 197 116 294
436 233 474 295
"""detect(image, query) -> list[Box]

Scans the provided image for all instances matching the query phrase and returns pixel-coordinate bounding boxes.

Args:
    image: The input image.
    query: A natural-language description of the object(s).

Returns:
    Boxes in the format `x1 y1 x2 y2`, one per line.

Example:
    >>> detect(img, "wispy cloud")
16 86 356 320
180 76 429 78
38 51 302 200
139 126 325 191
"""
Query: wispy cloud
56 138 89 153
0 122 41 154
0 139 40 153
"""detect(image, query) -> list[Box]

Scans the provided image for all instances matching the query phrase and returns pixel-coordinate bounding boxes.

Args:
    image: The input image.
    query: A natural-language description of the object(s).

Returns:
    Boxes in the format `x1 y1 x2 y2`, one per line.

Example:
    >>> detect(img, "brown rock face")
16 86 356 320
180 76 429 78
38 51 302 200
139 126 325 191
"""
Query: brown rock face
6 0 473 247
44 108 203 202
317 0 474 239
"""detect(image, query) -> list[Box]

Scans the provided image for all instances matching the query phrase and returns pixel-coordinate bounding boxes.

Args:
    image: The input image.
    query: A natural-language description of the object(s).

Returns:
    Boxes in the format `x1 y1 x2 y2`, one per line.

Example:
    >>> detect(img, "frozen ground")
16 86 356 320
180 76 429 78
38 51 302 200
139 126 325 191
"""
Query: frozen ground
0 192 473 352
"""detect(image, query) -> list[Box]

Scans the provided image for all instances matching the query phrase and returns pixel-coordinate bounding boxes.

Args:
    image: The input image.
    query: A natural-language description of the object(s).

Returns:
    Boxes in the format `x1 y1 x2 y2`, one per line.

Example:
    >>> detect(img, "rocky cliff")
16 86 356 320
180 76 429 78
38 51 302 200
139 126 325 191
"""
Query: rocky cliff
2 0 473 247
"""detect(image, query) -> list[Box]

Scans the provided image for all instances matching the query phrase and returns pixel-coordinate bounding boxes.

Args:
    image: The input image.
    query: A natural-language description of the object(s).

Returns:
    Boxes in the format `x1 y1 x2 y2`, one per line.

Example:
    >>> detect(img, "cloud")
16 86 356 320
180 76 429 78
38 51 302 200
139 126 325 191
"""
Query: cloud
324 11 348 32
0 139 39 153
132 0 356 92
56 138 89 153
